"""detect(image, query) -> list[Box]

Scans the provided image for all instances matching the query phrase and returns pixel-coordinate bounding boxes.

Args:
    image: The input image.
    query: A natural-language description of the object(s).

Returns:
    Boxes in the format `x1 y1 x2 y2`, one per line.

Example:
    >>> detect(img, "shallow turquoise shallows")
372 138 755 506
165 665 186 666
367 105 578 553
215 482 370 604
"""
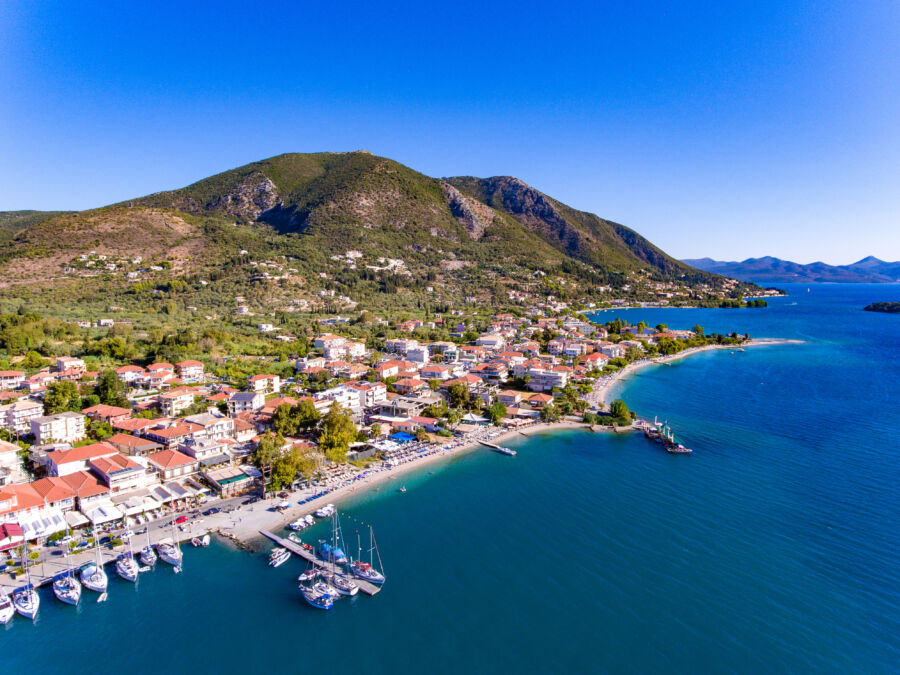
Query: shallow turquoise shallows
2 283 899 673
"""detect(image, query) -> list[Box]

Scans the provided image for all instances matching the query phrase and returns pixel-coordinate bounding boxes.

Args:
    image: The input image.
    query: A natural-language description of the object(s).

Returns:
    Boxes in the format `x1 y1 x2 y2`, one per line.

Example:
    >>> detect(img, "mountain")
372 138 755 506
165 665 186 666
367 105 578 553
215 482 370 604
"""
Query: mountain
0 152 748 317
683 256 900 283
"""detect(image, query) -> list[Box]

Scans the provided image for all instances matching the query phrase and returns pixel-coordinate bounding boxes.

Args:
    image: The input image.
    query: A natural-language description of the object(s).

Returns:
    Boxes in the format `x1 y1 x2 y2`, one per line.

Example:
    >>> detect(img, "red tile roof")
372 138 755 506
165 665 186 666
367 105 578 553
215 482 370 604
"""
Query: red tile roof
148 449 197 469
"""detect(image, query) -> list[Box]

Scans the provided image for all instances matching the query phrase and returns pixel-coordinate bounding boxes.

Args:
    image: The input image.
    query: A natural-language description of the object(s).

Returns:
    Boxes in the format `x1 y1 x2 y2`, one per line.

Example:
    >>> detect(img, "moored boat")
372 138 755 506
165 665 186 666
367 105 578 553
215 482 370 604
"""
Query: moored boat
323 572 359 596
54 539 82 605
81 528 109 593
0 592 14 624
116 554 140 582
300 583 333 610
13 585 39 620
53 573 82 605
269 547 291 567
351 525 385 585
140 527 157 566
314 503 336 518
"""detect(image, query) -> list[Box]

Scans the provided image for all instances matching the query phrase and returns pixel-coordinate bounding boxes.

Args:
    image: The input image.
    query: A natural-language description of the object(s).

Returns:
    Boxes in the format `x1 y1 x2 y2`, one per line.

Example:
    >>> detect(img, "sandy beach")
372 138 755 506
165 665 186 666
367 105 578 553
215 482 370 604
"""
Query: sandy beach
216 420 590 546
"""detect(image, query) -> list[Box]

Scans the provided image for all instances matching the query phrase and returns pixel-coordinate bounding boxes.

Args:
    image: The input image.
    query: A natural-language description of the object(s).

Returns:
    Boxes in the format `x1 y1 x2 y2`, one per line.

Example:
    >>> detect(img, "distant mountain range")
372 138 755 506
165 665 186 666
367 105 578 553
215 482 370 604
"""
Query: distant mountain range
683 256 900 284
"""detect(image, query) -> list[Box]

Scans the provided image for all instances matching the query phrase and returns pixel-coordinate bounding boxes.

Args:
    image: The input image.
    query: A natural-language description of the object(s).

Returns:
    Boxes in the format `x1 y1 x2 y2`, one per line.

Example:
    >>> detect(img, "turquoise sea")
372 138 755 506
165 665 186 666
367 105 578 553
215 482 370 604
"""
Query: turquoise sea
2 283 899 673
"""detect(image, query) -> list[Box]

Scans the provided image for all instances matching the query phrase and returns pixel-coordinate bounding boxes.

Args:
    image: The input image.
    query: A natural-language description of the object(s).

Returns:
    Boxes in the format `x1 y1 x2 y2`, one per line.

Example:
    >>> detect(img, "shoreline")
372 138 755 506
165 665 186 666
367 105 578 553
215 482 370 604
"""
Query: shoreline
216 421 591 547
593 337 803 405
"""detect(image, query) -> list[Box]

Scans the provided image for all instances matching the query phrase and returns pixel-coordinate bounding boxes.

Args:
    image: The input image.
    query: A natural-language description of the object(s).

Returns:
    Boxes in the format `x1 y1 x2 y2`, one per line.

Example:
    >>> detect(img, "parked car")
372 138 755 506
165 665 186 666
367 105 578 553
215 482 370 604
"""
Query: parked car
173 515 189 525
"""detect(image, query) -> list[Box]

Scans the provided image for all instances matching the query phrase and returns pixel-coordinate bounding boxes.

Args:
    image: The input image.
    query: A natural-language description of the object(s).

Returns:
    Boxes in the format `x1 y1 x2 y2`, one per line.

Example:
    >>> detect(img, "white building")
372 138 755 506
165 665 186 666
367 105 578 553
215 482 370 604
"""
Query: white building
30 412 87 444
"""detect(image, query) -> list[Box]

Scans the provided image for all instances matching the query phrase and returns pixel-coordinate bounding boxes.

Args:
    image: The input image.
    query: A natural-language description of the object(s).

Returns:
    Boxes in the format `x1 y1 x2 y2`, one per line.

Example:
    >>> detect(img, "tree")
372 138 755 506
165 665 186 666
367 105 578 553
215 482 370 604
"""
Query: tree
415 427 428 441
540 402 561 422
319 403 357 464
44 380 81 414
95 370 129 407
370 423 382 438
487 401 507 426
655 324 668 333
272 403 298 436
448 382 470 409
253 432 284 483
609 399 633 425
294 398 321 431
21 350 48 370
88 419 114 441
692 324 705 337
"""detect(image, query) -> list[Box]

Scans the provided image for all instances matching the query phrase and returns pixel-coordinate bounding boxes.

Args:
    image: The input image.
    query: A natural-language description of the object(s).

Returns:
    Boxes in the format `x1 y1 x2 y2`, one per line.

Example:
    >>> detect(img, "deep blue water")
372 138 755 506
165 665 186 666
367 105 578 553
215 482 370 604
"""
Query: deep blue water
3 283 899 673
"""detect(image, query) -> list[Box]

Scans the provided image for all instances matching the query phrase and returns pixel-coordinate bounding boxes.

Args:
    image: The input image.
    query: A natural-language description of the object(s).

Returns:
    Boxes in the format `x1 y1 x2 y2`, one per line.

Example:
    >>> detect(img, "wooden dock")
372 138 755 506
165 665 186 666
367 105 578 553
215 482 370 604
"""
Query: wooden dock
259 530 382 596
479 440 517 456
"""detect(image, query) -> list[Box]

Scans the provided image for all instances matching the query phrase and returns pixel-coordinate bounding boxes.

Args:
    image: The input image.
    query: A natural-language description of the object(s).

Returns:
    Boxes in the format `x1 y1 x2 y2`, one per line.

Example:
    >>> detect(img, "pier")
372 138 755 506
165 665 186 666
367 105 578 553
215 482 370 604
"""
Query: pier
479 440 517 456
259 530 382 596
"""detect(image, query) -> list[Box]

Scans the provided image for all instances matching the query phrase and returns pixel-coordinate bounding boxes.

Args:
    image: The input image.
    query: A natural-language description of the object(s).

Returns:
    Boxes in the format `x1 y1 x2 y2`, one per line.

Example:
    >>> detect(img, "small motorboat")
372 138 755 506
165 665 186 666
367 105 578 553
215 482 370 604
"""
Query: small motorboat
288 533 303 545
314 504 336 518
268 547 291 568
191 538 203 547
399 486 407 493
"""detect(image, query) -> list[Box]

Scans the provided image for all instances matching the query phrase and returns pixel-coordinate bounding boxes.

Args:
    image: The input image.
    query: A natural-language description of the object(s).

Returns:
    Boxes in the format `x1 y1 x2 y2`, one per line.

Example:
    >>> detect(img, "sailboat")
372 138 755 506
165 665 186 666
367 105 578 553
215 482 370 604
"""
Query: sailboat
299 580 334 610
140 527 157 566
13 547 40 620
351 526 385 585
53 537 82 605
0 591 14 624
157 520 183 569
321 512 358 596
116 530 140 582
80 527 109 593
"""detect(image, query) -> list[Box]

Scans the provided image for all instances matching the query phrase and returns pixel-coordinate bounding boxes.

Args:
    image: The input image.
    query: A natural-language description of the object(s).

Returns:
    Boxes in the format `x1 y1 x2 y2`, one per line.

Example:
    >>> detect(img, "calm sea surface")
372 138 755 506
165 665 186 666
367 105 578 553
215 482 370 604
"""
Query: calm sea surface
2 283 899 673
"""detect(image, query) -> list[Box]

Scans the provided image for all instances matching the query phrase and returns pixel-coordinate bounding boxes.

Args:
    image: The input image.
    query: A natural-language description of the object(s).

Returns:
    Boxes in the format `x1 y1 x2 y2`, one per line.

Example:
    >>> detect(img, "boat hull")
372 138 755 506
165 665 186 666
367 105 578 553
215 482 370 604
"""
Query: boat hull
81 566 109 593
13 591 39 620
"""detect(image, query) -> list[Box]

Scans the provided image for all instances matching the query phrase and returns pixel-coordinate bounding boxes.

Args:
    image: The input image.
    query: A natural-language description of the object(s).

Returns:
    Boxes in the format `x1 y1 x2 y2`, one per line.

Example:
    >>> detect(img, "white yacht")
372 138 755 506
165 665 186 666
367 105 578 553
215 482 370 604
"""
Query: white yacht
323 572 359 596
116 554 139 582
53 540 82 605
314 503 336 518
81 529 109 593
13 585 39 620
53 573 82 606
140 525 158 565
80 562 108 593
140 544 157 567
157 538 183 566
268 547 291 568
0 592 16 624
117 531 140 582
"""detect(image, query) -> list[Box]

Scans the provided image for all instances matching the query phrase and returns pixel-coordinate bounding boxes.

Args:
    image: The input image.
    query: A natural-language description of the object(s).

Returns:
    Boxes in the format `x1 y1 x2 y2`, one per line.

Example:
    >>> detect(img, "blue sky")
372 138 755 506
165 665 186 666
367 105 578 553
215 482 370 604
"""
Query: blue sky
2 1 898 264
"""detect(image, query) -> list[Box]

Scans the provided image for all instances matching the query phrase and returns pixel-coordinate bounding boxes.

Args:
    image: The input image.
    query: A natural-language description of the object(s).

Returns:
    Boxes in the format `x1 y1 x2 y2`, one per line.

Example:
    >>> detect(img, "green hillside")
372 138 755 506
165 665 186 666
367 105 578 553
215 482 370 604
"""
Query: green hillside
0 152 752 322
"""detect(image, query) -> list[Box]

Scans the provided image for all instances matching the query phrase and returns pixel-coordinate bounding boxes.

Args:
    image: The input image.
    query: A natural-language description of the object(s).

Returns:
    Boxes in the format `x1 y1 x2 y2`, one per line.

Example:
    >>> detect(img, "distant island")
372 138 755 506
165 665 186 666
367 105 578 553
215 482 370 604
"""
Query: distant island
864 302 900 314
683 255 900 284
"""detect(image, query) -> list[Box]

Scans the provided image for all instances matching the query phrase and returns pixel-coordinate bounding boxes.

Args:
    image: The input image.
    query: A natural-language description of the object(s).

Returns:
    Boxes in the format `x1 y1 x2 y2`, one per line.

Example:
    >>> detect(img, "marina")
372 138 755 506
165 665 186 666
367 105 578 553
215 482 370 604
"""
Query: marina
259 530 383 596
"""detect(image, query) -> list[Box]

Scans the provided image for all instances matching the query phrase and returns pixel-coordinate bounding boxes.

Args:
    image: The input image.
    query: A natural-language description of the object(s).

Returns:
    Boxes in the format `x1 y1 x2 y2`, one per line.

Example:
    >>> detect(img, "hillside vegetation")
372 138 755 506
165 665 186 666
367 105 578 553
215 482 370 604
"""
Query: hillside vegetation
0 152 753 323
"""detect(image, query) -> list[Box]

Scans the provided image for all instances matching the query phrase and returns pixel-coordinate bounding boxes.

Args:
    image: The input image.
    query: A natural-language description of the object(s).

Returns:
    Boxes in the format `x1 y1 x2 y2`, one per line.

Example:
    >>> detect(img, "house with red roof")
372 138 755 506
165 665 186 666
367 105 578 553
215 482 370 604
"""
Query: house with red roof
46 442 119 477
175 359 205 382
248 374 281 394
89 454 147 492
147 449 199 480
82 403 133 425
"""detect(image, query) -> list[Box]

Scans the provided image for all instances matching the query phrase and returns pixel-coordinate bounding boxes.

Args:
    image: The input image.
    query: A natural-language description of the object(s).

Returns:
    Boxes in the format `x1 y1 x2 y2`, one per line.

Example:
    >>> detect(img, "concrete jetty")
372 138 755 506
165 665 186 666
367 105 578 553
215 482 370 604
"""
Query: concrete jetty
259 529 382 596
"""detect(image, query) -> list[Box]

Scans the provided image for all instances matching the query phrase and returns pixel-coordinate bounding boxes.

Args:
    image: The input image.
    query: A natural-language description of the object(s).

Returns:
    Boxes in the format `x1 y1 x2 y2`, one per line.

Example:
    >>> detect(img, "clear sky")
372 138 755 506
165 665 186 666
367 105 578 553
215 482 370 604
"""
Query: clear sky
2 1 898 264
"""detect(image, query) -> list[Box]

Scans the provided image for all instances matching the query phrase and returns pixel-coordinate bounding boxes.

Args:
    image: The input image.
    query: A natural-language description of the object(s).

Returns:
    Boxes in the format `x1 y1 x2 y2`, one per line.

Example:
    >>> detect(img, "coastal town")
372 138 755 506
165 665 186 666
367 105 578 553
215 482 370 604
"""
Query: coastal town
0 304 751 617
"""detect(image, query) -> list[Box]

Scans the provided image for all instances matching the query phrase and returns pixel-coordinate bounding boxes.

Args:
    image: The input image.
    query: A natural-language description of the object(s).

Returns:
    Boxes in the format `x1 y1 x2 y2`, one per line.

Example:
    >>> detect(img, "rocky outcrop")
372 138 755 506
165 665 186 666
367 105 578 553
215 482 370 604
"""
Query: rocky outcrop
441 181 495 240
